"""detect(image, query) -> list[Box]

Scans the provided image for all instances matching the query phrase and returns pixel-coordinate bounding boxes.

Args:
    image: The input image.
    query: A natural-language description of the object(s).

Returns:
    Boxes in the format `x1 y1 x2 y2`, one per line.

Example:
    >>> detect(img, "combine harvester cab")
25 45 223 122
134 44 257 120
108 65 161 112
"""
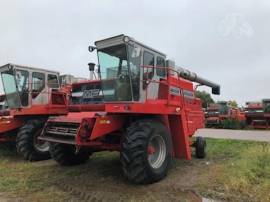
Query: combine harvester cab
0 64 68 161
40 35 220 184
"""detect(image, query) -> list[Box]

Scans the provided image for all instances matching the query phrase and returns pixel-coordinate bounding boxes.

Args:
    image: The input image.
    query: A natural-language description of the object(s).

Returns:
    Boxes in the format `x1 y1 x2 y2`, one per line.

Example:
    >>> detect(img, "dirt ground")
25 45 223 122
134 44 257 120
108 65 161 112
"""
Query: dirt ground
0 138 269 202
56 160 206 202
0 149 215 202
1 155 209 202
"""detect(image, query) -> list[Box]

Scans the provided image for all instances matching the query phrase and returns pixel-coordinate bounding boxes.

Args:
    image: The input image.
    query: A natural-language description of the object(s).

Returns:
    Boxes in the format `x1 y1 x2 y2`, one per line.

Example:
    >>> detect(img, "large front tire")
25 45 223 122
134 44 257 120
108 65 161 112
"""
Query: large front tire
16 119 50 161
50 143 90 166
120 119 172 184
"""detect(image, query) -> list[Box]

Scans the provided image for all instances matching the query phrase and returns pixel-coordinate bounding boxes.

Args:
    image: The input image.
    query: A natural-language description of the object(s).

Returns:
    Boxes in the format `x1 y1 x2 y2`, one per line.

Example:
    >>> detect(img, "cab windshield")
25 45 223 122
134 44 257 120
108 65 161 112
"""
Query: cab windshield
97 44 140 101
1 69 21 108
1 69 30 108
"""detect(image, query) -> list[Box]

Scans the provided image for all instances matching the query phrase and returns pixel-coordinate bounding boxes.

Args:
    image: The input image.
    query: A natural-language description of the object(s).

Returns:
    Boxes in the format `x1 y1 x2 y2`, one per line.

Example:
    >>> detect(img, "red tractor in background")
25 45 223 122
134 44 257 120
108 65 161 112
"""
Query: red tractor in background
205 101 246 129
59 74 88 101
40 35 220 184
60 74 87 92
245 99 270 129
0 64 69 161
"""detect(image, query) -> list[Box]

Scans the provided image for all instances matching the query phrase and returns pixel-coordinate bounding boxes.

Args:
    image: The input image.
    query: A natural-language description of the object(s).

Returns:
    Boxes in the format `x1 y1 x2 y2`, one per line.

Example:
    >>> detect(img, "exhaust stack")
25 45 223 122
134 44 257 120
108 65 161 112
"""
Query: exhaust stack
88 63 95 80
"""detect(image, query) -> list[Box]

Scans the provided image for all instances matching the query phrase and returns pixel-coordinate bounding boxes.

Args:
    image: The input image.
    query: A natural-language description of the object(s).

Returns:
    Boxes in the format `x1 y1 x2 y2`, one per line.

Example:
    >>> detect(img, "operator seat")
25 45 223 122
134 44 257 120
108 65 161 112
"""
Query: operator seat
115 77 131 101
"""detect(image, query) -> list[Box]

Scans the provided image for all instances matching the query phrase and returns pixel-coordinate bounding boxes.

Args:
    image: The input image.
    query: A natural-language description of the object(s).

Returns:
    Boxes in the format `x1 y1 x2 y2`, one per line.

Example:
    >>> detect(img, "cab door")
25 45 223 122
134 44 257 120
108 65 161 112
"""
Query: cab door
15 69 30 107
142 51 159 100
31 72 48 105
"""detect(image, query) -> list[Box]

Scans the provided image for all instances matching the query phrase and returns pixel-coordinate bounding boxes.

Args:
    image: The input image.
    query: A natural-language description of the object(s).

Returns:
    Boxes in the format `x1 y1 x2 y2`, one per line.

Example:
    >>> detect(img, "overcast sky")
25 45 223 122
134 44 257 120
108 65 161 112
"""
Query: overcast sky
0 0 269 106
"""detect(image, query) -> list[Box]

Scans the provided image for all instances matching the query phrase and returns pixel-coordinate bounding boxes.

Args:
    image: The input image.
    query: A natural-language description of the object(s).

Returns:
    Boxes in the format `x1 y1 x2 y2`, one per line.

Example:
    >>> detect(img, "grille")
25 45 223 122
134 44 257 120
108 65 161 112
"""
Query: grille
42 122 80 144
47 126 78 136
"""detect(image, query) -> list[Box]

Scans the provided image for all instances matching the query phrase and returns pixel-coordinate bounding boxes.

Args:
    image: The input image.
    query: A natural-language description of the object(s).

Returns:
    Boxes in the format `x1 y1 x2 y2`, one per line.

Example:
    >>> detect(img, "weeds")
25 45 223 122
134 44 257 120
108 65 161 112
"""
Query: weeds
200 139 270 202
218 119 246 129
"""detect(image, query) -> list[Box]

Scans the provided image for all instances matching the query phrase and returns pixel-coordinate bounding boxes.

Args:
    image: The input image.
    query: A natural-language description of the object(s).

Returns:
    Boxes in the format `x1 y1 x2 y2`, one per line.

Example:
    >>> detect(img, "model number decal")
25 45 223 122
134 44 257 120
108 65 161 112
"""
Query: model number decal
83 89 100 99
169 86 181 96
183 90 195 99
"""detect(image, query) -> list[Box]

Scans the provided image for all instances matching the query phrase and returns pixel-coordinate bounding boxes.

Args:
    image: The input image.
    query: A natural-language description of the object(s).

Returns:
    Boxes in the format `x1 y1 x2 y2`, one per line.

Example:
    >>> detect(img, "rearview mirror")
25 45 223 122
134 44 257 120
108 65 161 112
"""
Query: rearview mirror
88 46 96 52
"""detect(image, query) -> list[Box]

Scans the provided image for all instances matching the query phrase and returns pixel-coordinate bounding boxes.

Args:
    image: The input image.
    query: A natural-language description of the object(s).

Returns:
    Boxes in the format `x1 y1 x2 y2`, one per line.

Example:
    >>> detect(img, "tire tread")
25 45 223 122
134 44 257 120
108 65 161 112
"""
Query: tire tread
16 119 50 161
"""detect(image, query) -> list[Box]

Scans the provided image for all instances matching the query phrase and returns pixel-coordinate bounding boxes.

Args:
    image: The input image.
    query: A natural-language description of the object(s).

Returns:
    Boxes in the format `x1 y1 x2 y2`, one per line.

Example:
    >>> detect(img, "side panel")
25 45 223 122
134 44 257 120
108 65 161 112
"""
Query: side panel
12 105 68 116
184 98 205 136
0 117 24 134
168 113 191 160
90 115 125 140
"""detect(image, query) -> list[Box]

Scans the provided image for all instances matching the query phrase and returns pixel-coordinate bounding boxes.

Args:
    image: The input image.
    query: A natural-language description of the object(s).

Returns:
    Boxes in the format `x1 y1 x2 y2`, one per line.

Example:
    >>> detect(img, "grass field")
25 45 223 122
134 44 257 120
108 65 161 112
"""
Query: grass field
199 139 270 201
0 139 269 202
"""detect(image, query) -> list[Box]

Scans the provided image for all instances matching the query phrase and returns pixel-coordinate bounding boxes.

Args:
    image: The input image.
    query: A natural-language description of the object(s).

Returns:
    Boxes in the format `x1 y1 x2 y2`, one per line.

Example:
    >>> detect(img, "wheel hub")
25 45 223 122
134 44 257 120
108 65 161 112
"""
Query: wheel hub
147 135 166 169
33 129 50 152
147 146 156 155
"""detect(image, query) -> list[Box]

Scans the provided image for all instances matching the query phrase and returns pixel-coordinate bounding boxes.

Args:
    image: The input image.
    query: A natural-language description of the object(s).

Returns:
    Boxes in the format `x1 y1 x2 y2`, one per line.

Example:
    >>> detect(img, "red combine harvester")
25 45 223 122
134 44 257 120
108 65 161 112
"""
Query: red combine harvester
245 99 270 129
0 64 68 161
40 35 220 184
59 74 88 100
205 101 246 128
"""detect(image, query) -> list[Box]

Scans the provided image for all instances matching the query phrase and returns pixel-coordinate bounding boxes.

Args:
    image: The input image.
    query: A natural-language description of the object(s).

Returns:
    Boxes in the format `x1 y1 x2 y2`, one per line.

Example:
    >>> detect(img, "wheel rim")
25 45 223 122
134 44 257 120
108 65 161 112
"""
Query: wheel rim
147 135 166 169
33 129 49 152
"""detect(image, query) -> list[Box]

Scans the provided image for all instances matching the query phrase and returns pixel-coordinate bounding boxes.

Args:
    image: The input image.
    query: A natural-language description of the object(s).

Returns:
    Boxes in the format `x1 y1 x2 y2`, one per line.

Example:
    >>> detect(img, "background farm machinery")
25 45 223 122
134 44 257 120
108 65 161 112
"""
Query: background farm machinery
244 99 270 129
0 64 84 161
205 101 246 129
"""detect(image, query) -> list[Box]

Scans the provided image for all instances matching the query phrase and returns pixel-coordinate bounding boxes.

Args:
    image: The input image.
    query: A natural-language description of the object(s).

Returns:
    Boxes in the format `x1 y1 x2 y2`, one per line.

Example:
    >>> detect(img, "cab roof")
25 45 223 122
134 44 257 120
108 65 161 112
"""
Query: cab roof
94 34 166 57
0 63 60 75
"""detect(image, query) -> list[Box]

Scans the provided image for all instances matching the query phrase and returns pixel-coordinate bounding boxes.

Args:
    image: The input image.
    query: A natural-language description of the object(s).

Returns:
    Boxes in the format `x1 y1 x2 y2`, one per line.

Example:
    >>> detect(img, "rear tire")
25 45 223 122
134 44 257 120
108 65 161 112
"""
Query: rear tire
50 143 90 166
120 119 172 184
16 119 50 161
195 136 206 159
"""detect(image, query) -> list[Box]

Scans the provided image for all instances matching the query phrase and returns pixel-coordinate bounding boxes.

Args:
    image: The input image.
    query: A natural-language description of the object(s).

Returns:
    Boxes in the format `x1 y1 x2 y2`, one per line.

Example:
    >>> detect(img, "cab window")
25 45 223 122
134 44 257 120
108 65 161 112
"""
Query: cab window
32 72 45 98
15 70 29 106
143 51 154 80
48 74 59 88
156 56 166 77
